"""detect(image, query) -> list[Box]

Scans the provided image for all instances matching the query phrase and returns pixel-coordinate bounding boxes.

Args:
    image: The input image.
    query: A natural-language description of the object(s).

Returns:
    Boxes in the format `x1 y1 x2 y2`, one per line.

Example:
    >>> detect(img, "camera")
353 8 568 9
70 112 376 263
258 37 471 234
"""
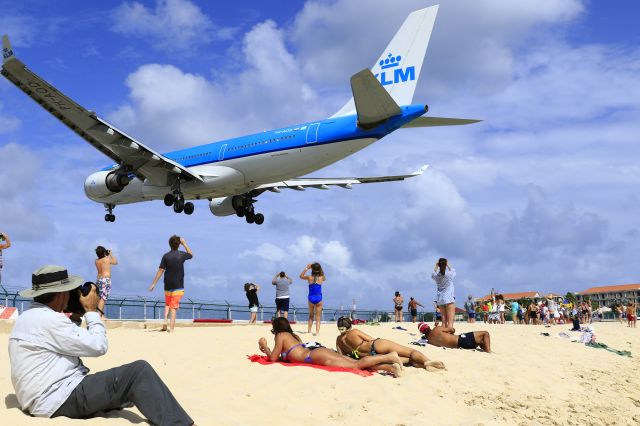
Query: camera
65 282 101 315
0 233 5 241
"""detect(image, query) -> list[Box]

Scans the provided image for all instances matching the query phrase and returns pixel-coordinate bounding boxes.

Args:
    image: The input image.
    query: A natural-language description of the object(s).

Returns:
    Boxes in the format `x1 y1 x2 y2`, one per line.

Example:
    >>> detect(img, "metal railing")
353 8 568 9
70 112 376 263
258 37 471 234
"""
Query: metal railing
0 285 433 323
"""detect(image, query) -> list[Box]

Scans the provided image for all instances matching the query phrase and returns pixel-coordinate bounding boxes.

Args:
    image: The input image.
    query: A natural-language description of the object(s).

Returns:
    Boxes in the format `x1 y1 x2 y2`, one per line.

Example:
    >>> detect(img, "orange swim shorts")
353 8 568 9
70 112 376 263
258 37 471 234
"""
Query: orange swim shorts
164 290 184 309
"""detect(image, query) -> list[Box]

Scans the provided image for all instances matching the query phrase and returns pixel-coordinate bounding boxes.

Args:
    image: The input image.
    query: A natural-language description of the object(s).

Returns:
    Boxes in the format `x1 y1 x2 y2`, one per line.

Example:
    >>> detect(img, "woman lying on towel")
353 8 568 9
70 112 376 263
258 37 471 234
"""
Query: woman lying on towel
335 317 446 371
258 317 404 377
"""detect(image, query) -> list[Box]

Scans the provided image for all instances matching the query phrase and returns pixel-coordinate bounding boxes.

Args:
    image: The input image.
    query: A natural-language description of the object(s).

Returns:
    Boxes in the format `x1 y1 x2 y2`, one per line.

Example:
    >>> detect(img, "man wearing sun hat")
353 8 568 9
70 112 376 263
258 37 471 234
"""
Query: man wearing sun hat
8 264 194 424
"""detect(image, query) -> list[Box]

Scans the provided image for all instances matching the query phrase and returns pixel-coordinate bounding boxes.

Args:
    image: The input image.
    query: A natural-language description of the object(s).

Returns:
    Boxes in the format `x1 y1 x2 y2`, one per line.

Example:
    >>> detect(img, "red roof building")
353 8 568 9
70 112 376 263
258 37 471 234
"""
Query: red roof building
576 284 640 307
478 291 540 302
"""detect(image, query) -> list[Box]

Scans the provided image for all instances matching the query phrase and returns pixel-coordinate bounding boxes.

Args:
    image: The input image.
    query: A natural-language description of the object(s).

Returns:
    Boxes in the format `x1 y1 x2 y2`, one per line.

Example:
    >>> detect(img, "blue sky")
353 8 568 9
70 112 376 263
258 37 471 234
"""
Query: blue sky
1 0 639 309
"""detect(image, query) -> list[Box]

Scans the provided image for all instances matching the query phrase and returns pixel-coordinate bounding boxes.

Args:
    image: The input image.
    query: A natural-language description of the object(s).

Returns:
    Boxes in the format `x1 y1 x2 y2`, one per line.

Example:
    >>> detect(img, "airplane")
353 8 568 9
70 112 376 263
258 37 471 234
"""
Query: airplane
1 5 478 225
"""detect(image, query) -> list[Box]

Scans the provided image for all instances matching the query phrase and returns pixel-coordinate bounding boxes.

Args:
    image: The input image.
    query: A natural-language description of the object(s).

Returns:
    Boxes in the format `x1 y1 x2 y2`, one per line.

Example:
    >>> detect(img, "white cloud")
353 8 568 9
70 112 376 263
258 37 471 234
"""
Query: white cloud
109 19 321 148
112 0 231 51
0 16 37 47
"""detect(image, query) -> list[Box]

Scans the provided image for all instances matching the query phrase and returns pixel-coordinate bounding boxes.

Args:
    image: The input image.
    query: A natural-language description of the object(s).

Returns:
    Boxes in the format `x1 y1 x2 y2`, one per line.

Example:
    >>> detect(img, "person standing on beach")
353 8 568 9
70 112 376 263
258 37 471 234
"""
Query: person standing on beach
149 235 193 333
94 246 117 318
300 262 325 336
432 258 456 329
245 283 260 323
393 291 404 322
0 231 11 286
408 297 424 323
9 265 194 424
464 296 476 323
627 302 637 328
272 271 292 319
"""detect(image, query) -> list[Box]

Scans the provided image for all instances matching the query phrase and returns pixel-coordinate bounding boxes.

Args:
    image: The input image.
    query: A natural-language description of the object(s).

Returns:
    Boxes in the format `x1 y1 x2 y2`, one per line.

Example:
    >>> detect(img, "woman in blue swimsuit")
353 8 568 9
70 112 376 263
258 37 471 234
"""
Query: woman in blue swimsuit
300 262 325 336
258 318 403 377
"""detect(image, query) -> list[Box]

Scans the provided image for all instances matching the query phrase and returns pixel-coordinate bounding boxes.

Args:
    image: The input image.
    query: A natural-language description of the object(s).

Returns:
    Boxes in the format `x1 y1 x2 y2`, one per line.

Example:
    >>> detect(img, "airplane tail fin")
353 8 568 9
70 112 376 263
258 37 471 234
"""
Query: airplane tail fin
2 35 15 63
332 5 439 118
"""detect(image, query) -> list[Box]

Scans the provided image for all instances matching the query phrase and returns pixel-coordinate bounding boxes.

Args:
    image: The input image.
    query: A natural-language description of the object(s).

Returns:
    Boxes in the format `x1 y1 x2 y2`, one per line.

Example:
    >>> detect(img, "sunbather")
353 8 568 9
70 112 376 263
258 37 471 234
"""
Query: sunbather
418 322 491 353
258 317 403 377
335 317 446 370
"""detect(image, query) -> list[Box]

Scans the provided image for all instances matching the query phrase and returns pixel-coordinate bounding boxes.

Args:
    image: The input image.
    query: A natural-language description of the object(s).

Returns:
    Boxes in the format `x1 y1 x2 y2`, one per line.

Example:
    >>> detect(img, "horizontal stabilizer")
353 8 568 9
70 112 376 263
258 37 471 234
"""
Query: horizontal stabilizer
401 116 481 128
351 69 401 129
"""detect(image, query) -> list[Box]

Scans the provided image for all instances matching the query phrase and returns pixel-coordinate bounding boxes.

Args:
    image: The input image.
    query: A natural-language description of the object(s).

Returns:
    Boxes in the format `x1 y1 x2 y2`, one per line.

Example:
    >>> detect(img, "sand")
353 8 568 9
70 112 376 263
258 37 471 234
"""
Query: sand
1 319 639 425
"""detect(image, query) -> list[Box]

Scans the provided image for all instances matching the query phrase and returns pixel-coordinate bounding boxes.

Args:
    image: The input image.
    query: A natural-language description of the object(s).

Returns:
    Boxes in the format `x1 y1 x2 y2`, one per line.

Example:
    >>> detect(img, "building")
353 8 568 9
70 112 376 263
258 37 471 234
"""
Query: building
478 291 540 303
576 284 640 308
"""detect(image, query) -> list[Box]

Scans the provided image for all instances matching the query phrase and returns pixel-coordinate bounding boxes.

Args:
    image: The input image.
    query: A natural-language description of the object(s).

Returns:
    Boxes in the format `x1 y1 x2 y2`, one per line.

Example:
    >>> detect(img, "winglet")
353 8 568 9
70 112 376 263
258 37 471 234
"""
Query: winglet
411 164 429 176
2 35 15 64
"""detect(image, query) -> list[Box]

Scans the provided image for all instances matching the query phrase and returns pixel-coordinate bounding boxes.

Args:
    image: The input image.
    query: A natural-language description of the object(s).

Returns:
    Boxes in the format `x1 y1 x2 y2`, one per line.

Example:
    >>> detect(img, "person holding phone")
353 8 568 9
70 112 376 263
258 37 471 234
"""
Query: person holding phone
94 246 118 318
300 262 325 336
432 258 456 328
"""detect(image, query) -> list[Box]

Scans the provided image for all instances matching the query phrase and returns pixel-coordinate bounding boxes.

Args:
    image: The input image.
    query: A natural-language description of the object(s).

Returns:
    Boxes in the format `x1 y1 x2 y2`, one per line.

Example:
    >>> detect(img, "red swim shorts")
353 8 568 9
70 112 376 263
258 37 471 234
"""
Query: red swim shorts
164 290 184 309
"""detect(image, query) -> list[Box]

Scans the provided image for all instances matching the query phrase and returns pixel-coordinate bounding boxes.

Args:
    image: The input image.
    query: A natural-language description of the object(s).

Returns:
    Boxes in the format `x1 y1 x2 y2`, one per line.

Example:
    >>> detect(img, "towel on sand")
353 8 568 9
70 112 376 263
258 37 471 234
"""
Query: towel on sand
585 342 632 357
247 355 374 376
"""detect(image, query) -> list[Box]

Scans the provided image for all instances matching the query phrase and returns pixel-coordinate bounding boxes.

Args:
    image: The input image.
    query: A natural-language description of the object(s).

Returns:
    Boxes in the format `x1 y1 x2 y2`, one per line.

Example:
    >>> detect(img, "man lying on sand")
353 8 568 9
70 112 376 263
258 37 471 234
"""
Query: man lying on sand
335 317 446 370
418 322 491 353
258 317 404 377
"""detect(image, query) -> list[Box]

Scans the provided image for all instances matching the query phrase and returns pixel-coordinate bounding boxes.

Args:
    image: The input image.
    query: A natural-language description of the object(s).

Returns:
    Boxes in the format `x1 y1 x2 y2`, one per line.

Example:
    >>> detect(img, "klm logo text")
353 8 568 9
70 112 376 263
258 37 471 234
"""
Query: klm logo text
374 52 415 86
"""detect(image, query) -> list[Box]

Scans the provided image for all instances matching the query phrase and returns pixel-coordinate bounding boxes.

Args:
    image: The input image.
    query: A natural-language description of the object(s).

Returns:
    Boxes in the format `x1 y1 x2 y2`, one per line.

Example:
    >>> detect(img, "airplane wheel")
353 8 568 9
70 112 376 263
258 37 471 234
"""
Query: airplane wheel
183 202 194 215
164 193 175 206
173 199 184 214
104 214 110 222
236 208 245 217
245 213 255 224
254 213 264 225
109 214 116 222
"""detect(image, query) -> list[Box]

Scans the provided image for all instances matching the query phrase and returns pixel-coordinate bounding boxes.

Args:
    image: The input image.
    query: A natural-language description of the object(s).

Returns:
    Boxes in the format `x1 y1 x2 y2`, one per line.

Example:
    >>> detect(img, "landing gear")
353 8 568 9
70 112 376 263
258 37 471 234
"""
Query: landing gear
232 194 265 225
104 204 116 222
183 202 194 215
163 179 195 216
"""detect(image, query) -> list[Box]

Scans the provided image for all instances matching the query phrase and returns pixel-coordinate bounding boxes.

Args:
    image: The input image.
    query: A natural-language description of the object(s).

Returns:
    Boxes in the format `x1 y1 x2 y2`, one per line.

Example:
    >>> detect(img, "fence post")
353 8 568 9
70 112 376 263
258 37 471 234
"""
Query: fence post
143 298 147 321
225 301 231 320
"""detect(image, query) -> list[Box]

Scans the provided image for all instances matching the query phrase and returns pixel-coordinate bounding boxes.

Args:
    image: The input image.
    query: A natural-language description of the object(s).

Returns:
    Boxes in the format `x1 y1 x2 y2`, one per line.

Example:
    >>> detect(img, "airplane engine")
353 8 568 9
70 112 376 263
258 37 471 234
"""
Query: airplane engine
84 170 132 199
209 196 237 217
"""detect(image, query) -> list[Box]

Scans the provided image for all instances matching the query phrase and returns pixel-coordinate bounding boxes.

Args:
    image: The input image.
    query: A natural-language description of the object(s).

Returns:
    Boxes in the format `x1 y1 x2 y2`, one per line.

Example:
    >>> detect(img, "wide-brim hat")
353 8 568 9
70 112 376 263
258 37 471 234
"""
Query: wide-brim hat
20 265 84 298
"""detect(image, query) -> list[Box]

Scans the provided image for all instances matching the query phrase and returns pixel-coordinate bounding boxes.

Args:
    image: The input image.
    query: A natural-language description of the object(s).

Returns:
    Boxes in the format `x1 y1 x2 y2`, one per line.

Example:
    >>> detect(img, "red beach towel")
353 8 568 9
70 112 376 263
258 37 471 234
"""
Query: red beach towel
247 355 374 377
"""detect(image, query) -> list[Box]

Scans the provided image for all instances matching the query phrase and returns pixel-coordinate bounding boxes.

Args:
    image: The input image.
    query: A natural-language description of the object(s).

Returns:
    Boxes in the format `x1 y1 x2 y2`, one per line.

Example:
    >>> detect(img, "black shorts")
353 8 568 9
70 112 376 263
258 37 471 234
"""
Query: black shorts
275 298 290 312
395 306 403 311
410 309 418 317
468 312 476 319
457 333 477 350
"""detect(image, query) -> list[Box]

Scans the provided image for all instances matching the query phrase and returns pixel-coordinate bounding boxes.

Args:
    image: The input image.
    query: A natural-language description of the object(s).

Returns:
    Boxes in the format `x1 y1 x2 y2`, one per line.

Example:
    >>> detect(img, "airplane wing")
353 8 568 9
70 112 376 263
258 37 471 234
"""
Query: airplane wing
1 35 202 186
401 116 481 127
256 165 428 192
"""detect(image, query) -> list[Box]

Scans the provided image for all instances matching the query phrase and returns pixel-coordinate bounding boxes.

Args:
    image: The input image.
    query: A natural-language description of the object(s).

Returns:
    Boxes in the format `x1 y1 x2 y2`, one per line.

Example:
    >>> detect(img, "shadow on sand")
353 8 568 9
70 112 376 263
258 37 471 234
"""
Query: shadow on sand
5 394 147 424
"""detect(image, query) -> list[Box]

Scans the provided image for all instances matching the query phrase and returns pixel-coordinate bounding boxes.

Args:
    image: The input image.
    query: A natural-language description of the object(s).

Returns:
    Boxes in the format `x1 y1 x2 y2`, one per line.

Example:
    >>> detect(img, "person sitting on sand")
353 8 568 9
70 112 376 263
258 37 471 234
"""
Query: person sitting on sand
335 317 446 370
258 317 404 377
418 322 491 353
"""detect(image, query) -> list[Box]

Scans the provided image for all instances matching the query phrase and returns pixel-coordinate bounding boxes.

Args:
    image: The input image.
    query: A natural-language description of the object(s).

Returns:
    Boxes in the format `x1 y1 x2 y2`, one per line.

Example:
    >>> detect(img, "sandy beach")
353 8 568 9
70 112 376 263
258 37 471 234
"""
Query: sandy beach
1 319 639 425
